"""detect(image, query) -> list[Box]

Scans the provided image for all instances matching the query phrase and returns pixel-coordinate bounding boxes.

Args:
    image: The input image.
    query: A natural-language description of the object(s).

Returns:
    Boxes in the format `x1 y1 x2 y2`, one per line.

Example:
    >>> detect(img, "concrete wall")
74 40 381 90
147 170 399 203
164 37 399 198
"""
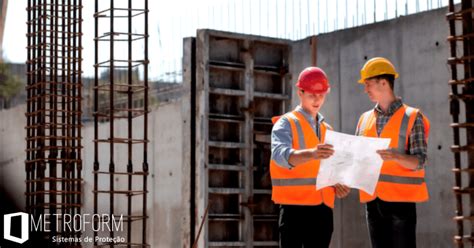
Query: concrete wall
0 104 27 202
291 6 454 248
0 91 191 248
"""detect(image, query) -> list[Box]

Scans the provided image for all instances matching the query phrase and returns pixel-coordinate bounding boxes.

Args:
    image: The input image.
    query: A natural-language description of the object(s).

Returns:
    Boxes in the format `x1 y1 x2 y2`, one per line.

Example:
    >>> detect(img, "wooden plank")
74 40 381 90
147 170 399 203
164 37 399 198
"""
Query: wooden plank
242 39 255 248
209 87 246 97
209 116 244 123
209 241 246 247
208 163 245 171
208 187 245 194
209 60 245 69
182 37 194 248
208 213 243 221
195 29 210 248
253 91 290 100
209 113 244 120
253 67 281 75
253 241 279 246
208 141 247 149
254 134 271 144
253 189 272 194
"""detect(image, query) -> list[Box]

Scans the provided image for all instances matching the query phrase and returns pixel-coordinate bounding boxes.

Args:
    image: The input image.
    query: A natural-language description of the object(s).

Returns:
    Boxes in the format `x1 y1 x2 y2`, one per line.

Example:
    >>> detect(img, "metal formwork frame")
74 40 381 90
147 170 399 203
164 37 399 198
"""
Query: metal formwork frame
447 0 474 246
25 0 83 245
194 29 292 248
93 0 149 247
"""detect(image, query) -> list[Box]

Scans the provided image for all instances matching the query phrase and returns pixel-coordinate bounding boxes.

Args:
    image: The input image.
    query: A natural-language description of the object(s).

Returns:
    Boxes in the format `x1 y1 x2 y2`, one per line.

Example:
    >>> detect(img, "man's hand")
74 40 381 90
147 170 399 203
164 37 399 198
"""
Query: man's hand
334 184 350 198
376 149 400 161
312 144 334 160
376 149 420 170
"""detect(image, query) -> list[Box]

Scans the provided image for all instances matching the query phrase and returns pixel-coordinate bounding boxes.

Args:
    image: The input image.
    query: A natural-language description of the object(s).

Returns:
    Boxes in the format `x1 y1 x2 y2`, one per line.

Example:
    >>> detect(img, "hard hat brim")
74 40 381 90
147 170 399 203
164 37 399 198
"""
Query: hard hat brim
358 73 399 84
297 86 331 94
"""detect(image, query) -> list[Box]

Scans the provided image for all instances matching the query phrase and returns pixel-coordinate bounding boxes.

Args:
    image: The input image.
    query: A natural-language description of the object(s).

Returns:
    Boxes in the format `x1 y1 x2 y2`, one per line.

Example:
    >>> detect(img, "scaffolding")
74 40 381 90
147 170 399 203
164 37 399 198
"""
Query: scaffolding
447 0 474 247
25 0 83 246
93 0 149 247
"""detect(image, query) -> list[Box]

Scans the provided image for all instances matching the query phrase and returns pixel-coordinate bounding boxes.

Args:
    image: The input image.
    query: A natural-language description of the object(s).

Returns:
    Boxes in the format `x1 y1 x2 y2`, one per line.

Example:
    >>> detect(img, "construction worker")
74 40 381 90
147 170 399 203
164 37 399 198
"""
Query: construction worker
356 57 430 248
270 67 350 248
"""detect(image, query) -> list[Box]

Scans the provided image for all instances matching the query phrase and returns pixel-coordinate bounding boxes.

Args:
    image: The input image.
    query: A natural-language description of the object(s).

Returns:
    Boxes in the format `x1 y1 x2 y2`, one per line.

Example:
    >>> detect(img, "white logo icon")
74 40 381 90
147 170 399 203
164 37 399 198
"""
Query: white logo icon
4 212 29 244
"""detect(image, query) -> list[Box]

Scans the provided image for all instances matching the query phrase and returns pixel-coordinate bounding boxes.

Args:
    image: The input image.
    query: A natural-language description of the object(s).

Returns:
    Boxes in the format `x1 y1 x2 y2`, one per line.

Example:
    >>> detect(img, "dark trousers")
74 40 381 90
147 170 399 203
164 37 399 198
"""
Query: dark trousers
279 204 333 248
366 198 417 248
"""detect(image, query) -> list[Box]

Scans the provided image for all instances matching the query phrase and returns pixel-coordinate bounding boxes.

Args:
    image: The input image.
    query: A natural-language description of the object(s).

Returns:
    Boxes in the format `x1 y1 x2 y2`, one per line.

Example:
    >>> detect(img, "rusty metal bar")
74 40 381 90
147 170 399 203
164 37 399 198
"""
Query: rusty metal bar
447 1 474 247
49 0 58 237
77 0 83 239
93 0 99 245
25 0 83 245
109 2 116 246
93 0 149 247
26 0 32 218
463 0 474 244
60 0 68 242
142 0 150 243
447 1 464 246
127 1 133 247
66 0 73 242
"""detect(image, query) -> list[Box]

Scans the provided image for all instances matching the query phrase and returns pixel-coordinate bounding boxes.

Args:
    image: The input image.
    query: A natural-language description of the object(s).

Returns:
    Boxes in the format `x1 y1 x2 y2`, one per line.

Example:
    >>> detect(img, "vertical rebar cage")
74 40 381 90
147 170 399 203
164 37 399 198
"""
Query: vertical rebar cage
93 0 149 247
25 0 83 246
447 0 474 247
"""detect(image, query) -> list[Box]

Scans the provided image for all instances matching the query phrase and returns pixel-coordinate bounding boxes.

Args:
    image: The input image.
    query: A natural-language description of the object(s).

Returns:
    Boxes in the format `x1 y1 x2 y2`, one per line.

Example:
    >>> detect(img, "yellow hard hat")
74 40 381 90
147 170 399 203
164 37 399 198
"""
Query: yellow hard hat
358 57 399 83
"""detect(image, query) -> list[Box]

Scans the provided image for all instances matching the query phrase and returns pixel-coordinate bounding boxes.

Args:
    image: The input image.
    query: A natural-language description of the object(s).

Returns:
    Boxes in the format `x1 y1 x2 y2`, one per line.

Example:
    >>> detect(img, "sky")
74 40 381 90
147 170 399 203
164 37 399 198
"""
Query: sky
2 0 456 82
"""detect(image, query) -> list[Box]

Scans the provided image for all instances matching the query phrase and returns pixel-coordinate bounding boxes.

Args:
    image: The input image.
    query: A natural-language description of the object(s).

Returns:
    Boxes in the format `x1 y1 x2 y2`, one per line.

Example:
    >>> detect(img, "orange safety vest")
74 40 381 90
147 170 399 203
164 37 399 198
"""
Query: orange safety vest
270 110 336 207
357 104 430 203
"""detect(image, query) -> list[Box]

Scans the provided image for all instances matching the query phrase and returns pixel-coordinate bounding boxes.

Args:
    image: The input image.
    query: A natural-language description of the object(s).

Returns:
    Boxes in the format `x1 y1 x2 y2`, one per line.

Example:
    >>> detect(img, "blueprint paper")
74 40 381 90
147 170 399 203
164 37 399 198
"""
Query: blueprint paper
316 130 391 195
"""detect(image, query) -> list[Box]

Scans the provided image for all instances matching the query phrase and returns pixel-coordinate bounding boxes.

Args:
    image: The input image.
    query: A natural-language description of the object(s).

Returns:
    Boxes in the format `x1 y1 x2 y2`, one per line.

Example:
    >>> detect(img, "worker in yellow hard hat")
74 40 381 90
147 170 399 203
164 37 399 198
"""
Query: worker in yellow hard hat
355 57 430 248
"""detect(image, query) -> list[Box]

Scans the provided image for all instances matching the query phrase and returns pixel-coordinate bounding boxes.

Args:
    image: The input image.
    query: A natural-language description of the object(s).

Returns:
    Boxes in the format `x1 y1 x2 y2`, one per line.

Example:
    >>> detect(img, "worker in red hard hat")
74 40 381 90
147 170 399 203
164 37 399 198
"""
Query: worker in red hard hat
270 67 350 247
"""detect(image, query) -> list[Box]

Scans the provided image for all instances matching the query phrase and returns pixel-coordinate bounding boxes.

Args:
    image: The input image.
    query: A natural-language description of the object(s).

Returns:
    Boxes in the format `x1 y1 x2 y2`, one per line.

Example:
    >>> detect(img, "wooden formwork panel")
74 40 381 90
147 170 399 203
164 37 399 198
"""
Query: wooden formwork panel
194 29 292 248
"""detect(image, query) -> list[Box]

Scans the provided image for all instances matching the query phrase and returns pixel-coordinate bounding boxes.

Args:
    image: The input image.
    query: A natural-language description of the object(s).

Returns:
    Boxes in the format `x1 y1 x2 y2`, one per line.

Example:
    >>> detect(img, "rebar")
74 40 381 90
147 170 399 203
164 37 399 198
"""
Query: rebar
447 1 474 247
25 0 83 246
93 0 149 247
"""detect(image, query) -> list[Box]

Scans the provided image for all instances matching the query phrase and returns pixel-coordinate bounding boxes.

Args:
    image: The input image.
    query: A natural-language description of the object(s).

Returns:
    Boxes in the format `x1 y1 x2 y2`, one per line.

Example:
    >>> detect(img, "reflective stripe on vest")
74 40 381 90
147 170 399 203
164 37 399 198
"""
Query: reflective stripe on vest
397 106 416 152
286 112 306 149
272 178 316 186
358 110 371 136
379 174 425 185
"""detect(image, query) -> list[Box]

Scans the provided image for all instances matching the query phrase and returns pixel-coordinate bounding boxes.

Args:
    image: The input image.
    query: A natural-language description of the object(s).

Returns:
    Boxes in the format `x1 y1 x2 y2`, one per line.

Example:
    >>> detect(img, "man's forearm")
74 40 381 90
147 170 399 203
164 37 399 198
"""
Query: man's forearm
288 149 316 166
287 144 335 167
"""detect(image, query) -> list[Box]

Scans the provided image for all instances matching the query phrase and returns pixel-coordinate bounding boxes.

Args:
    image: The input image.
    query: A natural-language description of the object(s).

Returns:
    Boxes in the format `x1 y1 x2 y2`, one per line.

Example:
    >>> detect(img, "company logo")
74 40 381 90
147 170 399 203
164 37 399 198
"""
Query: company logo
3 212 29 244
3 212 124 244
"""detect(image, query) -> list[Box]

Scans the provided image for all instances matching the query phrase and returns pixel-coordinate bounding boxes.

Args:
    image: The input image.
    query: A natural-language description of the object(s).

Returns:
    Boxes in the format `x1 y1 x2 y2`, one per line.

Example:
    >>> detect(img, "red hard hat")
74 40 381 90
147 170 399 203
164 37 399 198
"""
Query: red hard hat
295 67 330 94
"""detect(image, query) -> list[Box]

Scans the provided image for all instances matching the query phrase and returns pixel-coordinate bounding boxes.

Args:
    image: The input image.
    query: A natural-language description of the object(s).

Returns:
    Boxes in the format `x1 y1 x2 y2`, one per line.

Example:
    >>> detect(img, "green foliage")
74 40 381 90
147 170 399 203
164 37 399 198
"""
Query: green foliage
0 63 22 101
